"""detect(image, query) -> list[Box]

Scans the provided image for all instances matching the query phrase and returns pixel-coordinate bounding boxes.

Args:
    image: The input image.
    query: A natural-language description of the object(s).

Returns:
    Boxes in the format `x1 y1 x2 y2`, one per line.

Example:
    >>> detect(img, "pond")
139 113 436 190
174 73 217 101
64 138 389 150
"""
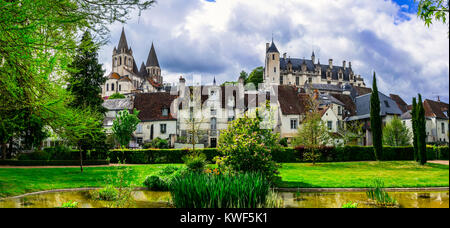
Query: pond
0 190 448 208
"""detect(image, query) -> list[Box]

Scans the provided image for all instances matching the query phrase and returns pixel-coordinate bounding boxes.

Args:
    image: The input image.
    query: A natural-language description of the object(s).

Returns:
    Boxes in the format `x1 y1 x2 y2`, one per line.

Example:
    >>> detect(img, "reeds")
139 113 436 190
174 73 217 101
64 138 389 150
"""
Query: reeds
169 172 282 208
366 178 398 207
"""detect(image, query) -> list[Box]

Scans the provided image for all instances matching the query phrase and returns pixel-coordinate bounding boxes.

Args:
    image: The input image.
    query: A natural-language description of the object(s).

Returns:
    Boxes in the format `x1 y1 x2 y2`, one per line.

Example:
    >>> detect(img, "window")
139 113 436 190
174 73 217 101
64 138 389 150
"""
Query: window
119 84 121 91
111 83 115 91
228 110 235 122
272 54 275 60
189 107 194 120
137 137 143 144
327 121 333 130
274 67 276 73
119 57 122 65
296 77 299 86
280 76 283 84
308 77 312 83
160 124 167 134
211 109 217 116
162 108 169 117
136 124 142 134
384 101 390 107
211 117 217 130
290 119 298 129
442 123 445 134
338 106 342 115
106 84 109 91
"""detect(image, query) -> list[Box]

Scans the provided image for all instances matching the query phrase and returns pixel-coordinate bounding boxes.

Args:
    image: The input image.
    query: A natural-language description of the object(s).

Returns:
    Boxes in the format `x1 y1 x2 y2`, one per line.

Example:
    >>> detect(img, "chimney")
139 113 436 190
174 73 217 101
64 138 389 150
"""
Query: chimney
283 53 287 60
179 76 186 98
343 60 346 70
349 62 352 69
266 43 270 52
329 59 333 68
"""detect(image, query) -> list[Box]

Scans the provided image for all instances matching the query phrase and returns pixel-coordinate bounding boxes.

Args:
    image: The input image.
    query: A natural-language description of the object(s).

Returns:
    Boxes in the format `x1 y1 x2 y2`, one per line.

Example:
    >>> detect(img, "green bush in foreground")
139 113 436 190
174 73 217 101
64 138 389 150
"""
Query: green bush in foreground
342 201 358 208
169 172 282 208
59 200 79 208
91 185 119 201
143 166 184 191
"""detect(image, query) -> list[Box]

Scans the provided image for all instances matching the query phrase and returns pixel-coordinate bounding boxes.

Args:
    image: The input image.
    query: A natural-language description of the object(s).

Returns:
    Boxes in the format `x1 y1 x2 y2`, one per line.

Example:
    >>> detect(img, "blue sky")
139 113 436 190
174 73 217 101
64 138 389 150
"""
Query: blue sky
98 0 449 103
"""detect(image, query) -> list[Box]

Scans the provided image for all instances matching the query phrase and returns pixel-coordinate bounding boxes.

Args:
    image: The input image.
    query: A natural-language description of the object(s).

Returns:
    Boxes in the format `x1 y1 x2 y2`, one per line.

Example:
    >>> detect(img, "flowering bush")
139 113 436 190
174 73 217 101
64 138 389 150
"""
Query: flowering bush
218 114 280 182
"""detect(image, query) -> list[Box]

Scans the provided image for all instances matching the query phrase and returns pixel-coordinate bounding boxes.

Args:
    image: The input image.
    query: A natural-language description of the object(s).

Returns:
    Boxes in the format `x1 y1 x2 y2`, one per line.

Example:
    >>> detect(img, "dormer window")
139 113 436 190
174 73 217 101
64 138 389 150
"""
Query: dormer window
384 101 390 108
162 108 169 117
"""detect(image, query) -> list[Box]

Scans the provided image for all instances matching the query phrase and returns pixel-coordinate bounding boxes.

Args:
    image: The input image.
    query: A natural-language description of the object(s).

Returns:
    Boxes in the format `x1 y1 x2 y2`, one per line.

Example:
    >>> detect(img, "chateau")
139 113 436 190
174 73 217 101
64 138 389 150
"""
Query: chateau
264 40 366 87
100 29 448 148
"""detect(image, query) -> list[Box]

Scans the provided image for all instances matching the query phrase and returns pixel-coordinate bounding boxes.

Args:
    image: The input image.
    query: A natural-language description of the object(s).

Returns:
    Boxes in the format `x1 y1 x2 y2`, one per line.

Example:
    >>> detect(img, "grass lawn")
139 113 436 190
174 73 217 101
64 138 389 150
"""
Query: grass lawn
0 161 448 198
277 161 449 188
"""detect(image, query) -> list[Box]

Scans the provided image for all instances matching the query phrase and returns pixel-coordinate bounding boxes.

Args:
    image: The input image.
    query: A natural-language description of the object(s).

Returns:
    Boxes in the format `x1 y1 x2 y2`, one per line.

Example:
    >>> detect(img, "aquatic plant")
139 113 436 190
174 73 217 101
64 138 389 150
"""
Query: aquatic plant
143 166 184 190
342 201 358 208
92 185 119 201
366 179 398 207
59 200 79 208
169 172 283 208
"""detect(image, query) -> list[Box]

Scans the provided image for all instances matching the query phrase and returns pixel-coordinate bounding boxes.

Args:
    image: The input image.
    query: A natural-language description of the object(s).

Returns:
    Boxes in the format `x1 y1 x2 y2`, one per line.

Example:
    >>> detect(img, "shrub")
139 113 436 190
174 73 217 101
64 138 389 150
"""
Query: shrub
0 160 109 166
183 153 207 173
143 175 167 191
169 172 282 208
218 115 280 182
143 137 169 149
279 138 288 147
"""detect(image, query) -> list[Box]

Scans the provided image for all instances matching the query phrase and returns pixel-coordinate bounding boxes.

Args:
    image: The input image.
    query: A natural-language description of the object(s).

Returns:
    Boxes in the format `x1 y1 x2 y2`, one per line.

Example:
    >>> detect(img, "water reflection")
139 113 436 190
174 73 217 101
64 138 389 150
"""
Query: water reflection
0 190 448 208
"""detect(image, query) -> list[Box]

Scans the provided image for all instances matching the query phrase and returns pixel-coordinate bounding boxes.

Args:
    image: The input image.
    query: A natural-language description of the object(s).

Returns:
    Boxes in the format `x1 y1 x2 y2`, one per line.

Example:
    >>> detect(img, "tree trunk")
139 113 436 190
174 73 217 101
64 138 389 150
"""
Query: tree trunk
1 142 6 160
79 147 83 173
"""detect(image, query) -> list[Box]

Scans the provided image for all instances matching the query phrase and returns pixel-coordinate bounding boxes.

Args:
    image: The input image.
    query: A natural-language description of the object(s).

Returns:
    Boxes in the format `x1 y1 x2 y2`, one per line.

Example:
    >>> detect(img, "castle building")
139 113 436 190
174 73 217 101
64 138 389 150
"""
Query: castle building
102 28 164 98
264 40 366 88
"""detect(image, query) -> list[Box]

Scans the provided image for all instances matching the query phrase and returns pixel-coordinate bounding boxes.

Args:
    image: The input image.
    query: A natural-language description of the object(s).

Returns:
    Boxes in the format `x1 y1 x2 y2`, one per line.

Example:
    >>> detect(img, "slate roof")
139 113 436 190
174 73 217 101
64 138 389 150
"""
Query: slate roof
146 43 160 67
102 98 134 110
319 94 345 106
267 41 279 53
139 62 148 77
354 86 372 96
390 94 408 113
280 58 356 82
311 83 343 92
348 92 403 121
133 93 178 121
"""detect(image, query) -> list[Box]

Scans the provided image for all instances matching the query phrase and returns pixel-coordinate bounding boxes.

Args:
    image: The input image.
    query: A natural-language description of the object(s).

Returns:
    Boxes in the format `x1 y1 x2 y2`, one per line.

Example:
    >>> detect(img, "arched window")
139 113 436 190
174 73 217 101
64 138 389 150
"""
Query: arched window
119 57 122 65
111 83 115 91
124 56 127 66
119 84 121 91
106 84 109 91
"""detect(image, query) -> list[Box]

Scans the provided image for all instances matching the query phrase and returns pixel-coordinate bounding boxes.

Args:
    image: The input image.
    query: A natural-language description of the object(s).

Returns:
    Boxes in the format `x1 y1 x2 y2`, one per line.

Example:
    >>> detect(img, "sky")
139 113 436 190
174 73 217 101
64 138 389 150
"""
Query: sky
98 0 449 103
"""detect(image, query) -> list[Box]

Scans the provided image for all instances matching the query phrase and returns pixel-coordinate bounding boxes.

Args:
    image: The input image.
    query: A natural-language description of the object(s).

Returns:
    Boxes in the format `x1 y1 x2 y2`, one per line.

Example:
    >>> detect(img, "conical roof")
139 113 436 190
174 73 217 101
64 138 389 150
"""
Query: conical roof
267 41 279 53
146 43 160 67
117 27 129 53
139 62 148 77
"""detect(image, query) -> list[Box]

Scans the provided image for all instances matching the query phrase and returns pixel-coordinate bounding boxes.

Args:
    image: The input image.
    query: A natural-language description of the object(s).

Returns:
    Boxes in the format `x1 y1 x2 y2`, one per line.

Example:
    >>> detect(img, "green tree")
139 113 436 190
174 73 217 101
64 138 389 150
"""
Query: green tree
292 94 332 165
370 72 383 161
415 0 449 32
245 67 264 88
337 121 365 146
21 113 49 151
412 97 419 161
112 109 141 148
239 70 248 81
67 31 107 114
218 111 280 182
109 93 126 99
417 94 427 165
0 1 155 156
383 116 411 146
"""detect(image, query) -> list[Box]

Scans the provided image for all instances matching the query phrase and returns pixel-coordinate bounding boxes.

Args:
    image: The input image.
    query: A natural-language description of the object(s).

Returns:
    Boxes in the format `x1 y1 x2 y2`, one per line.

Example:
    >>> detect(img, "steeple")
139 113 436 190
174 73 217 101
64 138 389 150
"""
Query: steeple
267 40 279 53
117 27 129 53
139 62 148 77
146 42 160 67
213 76 216 85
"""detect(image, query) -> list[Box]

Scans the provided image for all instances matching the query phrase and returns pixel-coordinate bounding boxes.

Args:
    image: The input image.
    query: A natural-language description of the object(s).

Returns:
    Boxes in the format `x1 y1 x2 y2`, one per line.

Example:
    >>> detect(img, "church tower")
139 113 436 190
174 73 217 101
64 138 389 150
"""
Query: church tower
112 27 134 76
146 43 162 84
264 40 280 86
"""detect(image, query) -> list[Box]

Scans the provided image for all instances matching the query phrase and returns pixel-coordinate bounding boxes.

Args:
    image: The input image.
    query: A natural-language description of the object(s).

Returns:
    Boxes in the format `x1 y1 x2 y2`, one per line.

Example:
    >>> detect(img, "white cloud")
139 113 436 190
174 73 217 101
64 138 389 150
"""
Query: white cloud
99 0 449 102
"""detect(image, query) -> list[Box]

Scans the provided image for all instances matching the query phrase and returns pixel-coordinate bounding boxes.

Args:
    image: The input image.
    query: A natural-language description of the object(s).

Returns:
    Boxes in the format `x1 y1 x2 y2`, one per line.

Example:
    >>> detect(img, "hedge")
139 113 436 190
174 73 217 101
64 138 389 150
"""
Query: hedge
17 148 108 161
108 148 222 164
0 160 110 166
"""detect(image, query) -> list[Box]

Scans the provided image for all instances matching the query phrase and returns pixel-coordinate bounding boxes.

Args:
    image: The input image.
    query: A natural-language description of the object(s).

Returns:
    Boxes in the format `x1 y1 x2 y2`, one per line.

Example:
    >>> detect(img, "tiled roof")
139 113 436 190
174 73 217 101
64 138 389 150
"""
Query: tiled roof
133 93 178 121
108 72 120 80
277 85 309 115
423 99 449 119
389 94 408 113
330 93 356 117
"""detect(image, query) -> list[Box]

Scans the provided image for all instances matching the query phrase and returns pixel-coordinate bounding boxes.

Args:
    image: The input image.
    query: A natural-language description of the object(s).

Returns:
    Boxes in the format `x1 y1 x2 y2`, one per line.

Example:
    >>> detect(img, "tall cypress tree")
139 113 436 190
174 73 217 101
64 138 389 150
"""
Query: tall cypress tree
417 94 427 165
411 97 419 161
370 72 382 161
